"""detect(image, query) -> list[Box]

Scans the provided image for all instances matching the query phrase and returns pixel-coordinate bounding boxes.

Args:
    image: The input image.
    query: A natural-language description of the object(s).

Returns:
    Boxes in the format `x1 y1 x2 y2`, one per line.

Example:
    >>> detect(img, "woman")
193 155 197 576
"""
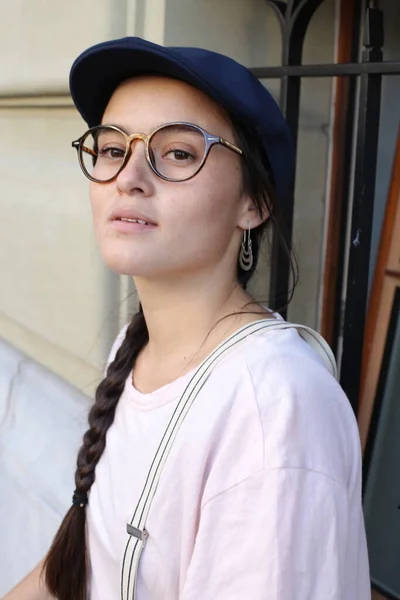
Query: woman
5 37 370 600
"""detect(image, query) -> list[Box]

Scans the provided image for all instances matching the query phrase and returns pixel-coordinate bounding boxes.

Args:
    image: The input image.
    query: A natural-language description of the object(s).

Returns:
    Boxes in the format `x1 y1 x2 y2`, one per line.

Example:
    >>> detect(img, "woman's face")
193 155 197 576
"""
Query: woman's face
89 75 257 279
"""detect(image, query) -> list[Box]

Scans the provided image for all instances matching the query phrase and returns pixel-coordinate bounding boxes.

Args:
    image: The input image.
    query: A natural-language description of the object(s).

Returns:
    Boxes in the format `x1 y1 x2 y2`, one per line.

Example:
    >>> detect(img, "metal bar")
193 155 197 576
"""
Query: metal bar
269 0 327 315
292 0 322 23
264 0 286 29
267 0 294 313
252 60 400 78
330 0 364 358
340 8 384 413
268 0 298 314
269 69 301 314
319 0 364 349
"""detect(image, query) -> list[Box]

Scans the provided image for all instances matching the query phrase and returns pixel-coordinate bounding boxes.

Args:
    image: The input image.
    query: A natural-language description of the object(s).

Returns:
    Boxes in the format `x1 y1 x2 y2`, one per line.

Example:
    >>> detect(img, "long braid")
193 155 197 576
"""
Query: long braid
43 308 148 600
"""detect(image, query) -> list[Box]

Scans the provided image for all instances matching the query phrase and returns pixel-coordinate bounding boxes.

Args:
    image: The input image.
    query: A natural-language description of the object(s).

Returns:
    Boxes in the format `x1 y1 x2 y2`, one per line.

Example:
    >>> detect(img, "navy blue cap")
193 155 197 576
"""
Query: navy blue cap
69 37 294 203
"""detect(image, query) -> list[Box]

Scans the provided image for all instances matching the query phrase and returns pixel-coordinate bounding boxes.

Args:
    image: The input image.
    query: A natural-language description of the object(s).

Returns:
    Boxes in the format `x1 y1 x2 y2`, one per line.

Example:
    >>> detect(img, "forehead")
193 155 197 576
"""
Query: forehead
101 75 233 135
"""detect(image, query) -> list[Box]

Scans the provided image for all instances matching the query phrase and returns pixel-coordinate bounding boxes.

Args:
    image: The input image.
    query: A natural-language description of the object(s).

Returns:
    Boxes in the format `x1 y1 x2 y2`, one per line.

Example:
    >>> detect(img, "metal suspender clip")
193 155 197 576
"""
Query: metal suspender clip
126 524 148 544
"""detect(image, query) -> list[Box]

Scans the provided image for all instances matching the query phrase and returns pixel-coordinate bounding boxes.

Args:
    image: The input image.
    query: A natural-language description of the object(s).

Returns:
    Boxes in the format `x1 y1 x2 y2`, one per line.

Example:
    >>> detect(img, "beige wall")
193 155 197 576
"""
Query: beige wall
0 1 138 393
0 0 128 94
165 0 279 66
1 107 100 391
0 0 337 395
0 0 173 393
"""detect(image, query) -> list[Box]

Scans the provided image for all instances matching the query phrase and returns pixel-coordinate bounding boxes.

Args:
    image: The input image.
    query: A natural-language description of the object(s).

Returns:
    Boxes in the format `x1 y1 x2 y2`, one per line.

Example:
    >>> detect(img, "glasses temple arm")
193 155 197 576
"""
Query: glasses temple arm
72 140 97 157
219 138 243 155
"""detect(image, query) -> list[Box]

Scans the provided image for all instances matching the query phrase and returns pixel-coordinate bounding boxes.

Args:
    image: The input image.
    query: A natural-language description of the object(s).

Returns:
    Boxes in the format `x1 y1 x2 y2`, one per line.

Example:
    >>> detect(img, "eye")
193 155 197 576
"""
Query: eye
98 145 126 159
169 149 191 160
164 147 195 162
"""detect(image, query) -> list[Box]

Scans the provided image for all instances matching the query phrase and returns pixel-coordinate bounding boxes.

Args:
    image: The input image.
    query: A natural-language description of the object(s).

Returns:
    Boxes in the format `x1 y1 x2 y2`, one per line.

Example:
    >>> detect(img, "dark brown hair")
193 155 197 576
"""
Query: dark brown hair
43 115 297 600
233 116 298 299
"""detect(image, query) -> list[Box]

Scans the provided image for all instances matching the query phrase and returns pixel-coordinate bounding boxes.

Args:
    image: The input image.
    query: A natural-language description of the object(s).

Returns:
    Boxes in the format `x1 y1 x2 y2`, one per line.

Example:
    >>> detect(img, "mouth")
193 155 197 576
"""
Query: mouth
118 217 150 225
110 210 157 233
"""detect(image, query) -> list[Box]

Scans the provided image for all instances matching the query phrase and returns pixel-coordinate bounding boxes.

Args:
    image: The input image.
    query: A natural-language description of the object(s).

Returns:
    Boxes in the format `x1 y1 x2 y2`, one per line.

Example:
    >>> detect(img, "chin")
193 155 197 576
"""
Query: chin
99 247 141 276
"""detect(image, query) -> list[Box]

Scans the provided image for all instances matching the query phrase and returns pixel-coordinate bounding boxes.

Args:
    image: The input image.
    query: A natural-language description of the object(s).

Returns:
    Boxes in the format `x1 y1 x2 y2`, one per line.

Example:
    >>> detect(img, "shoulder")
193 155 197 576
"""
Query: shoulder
211 322 342 413
200 325 360 502
238 326 360 485
241 325 347 418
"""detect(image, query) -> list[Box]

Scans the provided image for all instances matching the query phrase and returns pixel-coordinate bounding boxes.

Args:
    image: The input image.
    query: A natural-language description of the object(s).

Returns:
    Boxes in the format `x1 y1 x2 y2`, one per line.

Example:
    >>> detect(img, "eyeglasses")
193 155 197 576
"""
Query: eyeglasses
72 122 243 183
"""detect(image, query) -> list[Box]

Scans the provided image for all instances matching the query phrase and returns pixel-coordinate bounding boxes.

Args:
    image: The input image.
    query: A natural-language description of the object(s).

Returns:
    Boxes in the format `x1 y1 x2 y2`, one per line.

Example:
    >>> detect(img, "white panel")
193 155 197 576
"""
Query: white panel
0 340 88 596
0 339 24 425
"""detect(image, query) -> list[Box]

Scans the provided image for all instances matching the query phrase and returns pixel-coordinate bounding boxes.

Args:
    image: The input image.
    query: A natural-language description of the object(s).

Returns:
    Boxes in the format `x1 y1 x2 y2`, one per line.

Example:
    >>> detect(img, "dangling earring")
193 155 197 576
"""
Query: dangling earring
239 222 253 271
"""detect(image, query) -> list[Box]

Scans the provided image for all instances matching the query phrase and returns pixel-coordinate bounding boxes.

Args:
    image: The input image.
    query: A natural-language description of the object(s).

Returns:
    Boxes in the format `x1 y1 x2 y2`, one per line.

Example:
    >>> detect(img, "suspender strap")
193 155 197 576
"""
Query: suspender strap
120 319 337 599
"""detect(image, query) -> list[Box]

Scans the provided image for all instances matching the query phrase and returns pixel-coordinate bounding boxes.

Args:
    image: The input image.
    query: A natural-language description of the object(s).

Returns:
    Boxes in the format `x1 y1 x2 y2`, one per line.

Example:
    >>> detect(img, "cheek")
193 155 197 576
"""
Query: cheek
184 162 242 223
89 183 106 230
164 165 243 246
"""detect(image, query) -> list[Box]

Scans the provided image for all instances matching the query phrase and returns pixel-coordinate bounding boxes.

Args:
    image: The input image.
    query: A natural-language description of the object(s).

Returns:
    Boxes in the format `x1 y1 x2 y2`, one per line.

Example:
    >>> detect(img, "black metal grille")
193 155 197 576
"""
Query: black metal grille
255 0 400 415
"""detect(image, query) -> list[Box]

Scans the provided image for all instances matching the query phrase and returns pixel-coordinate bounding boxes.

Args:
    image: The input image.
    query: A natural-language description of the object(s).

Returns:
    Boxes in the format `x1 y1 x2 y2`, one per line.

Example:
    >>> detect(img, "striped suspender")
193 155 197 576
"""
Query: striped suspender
120 319 337 600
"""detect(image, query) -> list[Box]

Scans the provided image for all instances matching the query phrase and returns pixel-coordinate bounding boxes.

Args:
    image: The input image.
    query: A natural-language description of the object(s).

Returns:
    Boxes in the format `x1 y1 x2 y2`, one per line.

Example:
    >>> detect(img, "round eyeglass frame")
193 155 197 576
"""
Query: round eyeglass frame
71 121 243 184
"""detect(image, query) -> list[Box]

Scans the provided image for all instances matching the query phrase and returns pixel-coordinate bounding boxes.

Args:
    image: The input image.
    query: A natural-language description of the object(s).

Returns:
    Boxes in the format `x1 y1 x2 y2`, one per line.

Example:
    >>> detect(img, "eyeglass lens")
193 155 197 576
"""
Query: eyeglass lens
80 124 208 182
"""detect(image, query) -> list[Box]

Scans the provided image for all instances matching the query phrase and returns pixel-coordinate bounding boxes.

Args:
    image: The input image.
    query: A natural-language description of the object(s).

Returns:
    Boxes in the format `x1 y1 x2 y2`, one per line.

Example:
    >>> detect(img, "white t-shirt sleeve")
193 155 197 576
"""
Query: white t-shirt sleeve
181 467 350 600
180 333 370 600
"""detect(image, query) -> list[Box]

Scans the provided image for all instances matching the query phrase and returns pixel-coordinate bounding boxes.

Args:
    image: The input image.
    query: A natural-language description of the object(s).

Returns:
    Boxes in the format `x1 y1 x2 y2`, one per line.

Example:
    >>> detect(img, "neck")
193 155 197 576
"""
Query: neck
134 270 257 362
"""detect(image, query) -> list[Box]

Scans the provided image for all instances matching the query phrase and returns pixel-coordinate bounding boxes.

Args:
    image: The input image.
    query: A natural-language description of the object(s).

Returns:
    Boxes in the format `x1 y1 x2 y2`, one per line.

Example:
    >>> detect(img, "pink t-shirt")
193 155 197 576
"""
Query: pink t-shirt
87 324 370 600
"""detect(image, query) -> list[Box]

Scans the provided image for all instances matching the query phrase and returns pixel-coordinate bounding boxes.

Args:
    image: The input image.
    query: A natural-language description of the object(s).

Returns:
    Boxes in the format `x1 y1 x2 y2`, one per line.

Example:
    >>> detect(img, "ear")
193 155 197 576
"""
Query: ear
236 194 270 230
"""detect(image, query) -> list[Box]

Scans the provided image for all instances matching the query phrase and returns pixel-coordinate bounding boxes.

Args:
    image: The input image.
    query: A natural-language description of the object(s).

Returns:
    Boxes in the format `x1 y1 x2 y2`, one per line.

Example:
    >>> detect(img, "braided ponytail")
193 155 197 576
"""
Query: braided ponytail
43 308 148 600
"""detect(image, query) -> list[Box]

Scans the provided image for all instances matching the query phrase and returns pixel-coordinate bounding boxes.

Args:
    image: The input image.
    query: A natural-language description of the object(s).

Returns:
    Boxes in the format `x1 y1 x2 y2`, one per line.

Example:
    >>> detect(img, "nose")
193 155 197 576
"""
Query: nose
115 138 154 195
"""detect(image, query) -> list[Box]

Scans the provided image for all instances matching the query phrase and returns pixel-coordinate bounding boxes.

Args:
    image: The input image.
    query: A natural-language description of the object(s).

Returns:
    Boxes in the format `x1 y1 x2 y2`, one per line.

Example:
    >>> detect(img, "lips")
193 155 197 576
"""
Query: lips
109 208 157 226
109 207 157 233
